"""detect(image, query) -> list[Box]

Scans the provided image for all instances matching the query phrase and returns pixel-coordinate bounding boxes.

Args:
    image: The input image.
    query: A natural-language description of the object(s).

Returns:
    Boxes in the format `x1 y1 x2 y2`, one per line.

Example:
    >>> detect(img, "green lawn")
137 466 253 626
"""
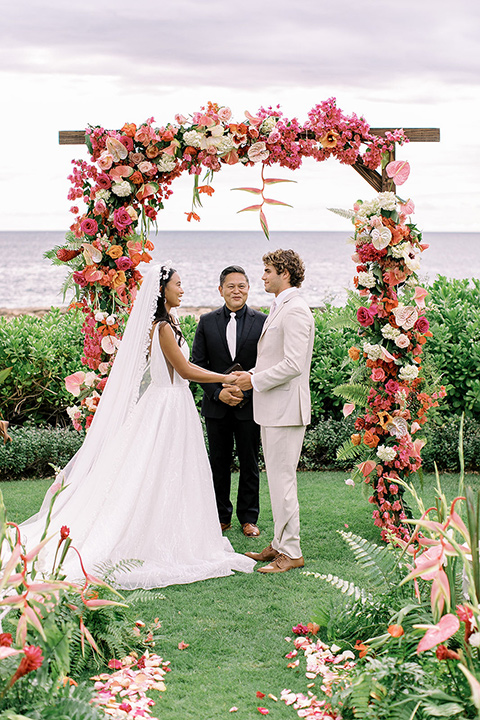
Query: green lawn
3 470 478 720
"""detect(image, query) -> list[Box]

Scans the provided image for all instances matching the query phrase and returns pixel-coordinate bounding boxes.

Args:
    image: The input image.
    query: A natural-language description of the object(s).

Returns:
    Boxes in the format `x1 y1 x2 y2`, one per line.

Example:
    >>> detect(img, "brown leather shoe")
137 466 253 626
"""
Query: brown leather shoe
257 553 304 574
220 522 231 531
245 543 278 562
242 523 260 537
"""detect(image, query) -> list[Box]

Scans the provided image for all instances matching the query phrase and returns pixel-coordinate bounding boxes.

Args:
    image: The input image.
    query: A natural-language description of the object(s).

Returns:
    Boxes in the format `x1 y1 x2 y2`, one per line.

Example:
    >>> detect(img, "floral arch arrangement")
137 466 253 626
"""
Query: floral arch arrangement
55 98 443 537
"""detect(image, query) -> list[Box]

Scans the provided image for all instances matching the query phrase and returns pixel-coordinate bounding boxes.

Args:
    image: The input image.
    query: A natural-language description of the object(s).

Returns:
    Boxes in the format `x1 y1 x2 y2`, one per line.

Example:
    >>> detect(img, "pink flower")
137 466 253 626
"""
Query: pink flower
413 286 428 309
94 199 107 215
65 371 86 396
115 256 133 271
292 624 309 636
80 218 98 236
371 368 386 382
394 334 410 349
73 271 88 288
417 614 460 653
385 379 400 395
357 306 376 327
113 207 133 232
174 113 188 125
97 151 113 171
218 106 232 122
96 173 111 189
247 142 269 163
415 316 429 333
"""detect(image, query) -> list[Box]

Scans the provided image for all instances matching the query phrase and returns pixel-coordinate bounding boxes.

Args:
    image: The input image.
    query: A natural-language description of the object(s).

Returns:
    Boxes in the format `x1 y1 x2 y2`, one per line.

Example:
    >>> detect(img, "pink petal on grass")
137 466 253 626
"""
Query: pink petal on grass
417 613 460 653
257 709 269 716
178 641 189 650
386 160 410 185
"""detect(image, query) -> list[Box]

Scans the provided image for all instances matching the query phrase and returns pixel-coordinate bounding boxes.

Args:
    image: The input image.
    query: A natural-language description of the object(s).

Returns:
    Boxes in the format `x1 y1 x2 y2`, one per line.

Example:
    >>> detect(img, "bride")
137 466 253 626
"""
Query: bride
21 263 255 588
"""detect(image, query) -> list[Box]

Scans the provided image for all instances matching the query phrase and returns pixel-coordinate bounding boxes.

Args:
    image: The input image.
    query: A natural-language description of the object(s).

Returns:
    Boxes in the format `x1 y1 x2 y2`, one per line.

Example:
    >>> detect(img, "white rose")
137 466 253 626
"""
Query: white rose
399 364 419 382
216 135 236 155
395 334 410 348
381 325 400 340
377 192 398 211
260 116 277 133
66 405 81 421
363 343 382 361
111 181 133 197
376 445 397 462
95 189 111 202
106 315 116 326
94 311 107 322
84 371 97 388
156 155 176 173
183 130 203 148
469 633 480 648
357 271 376 289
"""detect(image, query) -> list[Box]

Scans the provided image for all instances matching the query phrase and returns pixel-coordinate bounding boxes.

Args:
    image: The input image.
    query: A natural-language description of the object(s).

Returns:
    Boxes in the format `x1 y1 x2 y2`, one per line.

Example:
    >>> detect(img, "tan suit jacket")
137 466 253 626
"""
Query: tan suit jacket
253 290 314 427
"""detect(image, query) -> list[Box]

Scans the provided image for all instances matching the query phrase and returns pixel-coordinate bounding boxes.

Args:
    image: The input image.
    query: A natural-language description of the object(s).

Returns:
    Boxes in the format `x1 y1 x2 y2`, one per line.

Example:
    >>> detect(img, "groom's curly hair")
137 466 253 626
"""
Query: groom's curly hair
262 249 305 288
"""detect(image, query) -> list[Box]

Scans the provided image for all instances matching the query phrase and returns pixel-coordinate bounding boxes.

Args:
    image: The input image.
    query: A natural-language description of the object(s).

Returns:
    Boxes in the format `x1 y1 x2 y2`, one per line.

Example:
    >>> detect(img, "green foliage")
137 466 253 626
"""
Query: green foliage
425 276 480 417
301 416 355 469
0 426 85 479
309 305 359 422
0 310 84 425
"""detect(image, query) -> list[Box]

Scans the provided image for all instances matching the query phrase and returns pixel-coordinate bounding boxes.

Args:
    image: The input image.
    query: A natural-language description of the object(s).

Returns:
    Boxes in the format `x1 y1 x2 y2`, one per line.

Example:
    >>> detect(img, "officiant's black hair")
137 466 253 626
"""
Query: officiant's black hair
154 267 183 345
219 265 249 286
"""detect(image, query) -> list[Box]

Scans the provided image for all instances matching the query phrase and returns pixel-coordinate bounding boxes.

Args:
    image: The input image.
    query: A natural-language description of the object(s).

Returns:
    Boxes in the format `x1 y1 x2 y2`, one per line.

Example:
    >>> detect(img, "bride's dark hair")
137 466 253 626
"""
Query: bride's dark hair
153 266 183 345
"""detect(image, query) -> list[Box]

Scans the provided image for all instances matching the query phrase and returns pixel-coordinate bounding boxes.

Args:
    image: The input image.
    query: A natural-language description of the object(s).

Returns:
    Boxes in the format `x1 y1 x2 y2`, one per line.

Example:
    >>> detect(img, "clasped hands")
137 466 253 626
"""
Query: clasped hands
221 370 252 405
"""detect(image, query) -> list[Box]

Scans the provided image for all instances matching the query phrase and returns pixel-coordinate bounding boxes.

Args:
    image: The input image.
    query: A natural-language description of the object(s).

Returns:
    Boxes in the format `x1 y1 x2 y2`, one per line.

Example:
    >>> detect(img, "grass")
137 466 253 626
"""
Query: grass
4 469 479 720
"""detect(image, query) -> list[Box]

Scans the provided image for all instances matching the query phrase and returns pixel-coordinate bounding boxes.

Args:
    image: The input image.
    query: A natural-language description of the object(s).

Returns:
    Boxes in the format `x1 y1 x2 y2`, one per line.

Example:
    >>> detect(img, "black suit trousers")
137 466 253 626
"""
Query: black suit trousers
205 411 260 525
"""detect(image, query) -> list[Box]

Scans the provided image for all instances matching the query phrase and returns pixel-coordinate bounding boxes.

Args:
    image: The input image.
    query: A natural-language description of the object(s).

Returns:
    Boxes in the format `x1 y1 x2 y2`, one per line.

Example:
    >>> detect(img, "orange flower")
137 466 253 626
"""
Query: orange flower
130 171 144 185
351 434 361 446
185 212 200 222
198 185 215 196
307 622 320 635
388 624 404 638
319 130 340 148
106 245 123 259
112 271 126 289
121 123 137 138
354 641 369 658
348 346 360 361
363 430 380 449
184 146 197 156
146 143 161 159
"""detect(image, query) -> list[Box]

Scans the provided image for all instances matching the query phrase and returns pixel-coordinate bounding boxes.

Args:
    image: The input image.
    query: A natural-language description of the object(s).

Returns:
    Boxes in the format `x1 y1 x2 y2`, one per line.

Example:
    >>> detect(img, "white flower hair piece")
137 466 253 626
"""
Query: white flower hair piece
160 261 173 281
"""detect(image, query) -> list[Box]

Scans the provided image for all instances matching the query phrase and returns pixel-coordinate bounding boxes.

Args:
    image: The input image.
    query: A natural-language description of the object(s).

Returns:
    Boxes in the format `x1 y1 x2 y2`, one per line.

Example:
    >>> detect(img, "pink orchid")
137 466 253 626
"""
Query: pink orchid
416 613 460 653
65 371 86 397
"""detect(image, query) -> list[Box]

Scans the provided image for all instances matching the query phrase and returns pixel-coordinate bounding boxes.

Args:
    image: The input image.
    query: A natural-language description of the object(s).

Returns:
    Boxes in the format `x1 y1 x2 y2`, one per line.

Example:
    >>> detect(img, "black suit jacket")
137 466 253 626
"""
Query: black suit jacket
191 305 267 420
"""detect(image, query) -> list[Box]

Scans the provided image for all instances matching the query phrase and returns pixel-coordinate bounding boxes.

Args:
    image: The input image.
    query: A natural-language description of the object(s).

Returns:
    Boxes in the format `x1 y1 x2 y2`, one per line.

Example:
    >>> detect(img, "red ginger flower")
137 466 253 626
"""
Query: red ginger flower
60 525 70 540
10 646 44 686
0 633 13 647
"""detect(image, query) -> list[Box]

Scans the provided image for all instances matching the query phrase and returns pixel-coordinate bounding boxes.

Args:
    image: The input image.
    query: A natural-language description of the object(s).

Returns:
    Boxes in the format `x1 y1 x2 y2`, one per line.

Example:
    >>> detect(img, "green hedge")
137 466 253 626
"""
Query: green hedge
0 277 478 430
0 425 85 479
0 309 84 425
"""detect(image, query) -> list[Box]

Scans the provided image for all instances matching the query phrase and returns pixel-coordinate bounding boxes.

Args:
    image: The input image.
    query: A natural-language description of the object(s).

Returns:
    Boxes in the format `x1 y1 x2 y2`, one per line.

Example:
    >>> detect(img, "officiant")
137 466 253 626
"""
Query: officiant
192 266 266 537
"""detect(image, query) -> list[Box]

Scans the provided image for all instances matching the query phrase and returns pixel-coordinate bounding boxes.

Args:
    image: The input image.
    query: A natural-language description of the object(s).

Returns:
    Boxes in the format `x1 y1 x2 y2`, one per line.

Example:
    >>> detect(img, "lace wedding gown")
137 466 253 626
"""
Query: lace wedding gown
21 329 255 588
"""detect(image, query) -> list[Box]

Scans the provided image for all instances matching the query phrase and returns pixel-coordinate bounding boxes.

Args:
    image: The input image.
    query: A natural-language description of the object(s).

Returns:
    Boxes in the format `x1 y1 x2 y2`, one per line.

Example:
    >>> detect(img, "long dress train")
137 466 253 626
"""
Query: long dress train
21 330 255 588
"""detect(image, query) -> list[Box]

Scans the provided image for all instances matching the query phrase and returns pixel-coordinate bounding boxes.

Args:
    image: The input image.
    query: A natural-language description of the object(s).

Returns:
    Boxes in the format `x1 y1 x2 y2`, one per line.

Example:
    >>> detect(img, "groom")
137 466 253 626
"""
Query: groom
234 249 315 573
192 266 266 537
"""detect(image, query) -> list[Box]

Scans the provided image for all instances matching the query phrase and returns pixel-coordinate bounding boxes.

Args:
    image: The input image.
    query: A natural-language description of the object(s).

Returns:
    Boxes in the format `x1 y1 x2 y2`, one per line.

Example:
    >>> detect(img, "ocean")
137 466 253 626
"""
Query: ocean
0 230 479 309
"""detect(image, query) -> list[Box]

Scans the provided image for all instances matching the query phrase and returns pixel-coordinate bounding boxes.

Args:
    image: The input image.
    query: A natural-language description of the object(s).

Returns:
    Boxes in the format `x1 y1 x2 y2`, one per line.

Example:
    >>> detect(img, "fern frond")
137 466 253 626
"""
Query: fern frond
338 531 397 590
303 571 373 603
336 439 364 462
324 307 358 331
333 383 370 406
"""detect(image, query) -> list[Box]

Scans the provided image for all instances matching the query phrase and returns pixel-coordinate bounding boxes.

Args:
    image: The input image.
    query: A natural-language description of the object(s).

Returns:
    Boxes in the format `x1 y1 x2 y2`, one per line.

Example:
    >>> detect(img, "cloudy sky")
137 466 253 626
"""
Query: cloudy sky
1 0 479 232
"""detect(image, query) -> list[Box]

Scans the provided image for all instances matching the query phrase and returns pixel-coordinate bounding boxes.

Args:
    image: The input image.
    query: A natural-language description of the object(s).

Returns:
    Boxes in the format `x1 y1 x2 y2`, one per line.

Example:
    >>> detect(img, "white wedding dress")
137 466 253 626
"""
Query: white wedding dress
21 329 255 588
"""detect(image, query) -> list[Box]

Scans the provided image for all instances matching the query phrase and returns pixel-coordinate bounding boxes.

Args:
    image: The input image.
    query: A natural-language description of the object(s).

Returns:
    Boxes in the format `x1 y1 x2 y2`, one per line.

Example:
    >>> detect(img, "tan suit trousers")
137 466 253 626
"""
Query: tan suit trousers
261 424 305 559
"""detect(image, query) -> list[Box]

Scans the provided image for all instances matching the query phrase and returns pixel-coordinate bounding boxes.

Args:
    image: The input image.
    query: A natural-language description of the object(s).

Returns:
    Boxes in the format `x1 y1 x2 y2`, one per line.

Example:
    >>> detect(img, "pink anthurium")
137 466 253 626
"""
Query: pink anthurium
65 371 86 397
136 182 159 202
245 110 263 127
105 136 128 162
416 613 460 653
101 335 121 355
386 160 410 185
358 460 377 478
413 286 428 309
343 403 355 418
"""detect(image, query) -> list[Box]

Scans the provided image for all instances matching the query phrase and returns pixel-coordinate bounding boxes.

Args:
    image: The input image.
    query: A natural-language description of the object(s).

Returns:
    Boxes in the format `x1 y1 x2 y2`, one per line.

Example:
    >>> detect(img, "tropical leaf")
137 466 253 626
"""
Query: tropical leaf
336 438 364 462
338 530 398 590
259 208 269 240
303 571 373 603
263 178 297 185
263 198 293 207
237 204 263 213
231 187 262 194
